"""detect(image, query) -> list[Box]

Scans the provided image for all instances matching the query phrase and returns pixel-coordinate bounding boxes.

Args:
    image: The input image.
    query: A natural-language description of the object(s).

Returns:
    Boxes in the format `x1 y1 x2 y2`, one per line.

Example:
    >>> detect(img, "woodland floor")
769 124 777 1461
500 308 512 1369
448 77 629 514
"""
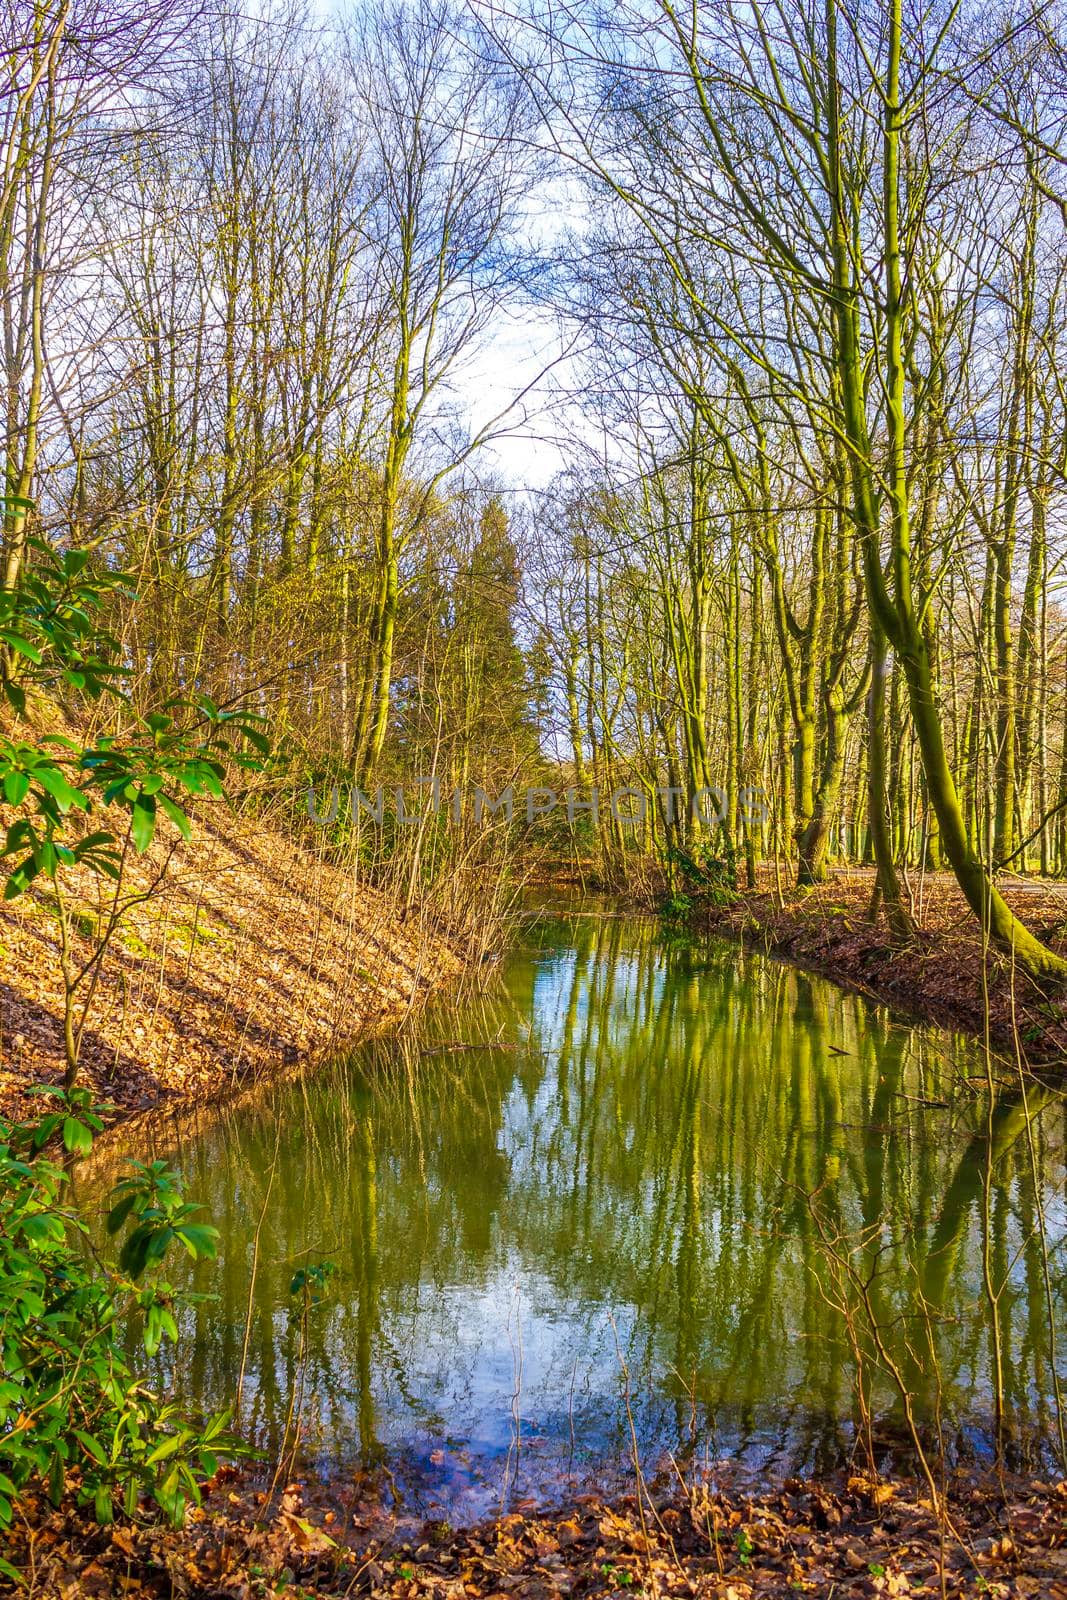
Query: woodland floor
702 866 1067 1066
4 1463 1067 1598
0 805 463 1125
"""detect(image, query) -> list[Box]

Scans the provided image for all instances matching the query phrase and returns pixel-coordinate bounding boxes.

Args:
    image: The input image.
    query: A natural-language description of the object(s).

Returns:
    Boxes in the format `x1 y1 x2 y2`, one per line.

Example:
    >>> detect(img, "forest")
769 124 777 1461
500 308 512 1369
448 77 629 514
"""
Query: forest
5 0 1067 1593
6 0 1067 954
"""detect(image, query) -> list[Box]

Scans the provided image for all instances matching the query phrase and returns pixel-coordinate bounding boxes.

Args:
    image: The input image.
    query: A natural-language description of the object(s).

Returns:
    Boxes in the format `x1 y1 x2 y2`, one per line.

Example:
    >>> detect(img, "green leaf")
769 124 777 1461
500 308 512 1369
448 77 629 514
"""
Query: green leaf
73 1429 107 1465
3 771 30 805
0 631 43 664
62 1117 93 1156
146 1226 173 1265
157 794 191 839
33 840 58 876
4 857 38 899
73 830 117 859
118 1223 154 1280
130 795 156 853
241 726 271 756
145 1433 183 1467
20 1211 65 1245
36 767 88 813
105 1193 137 1234
144 1304 162 1357
5 817 34 851
175 1223 219 1261
178 763 223 798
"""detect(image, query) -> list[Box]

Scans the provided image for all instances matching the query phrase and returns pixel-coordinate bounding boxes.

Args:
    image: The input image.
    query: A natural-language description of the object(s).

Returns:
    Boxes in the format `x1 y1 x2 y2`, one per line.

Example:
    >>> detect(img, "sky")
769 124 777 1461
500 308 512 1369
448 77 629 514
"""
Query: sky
461 312 574 491
448 169 596 496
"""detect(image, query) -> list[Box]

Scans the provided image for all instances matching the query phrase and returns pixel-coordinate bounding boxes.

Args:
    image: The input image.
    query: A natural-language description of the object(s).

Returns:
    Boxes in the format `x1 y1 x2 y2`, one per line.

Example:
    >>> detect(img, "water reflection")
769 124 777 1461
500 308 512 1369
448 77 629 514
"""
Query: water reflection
102 914 1067 1517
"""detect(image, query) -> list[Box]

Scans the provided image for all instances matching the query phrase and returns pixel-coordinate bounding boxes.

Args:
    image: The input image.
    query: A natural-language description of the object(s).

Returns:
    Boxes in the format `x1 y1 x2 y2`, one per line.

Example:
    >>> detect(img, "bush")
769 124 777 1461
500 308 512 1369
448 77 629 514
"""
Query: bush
659 889 694 921
663 840 740 915
0 1088 246 1563
0 528 272 1090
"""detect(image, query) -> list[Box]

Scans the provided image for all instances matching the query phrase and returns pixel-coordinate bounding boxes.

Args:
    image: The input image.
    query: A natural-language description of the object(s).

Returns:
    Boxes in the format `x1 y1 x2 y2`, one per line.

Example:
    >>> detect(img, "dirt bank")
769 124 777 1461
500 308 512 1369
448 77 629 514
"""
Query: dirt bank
5 1463 1064 1598
702 868 1067 1064
0 807 464 1122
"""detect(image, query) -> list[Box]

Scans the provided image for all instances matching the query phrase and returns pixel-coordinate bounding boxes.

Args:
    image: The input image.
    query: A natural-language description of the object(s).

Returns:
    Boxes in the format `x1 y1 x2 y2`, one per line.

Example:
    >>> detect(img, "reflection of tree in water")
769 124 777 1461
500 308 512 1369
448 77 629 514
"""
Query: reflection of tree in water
133 915 1067 1493
156 991 523 1477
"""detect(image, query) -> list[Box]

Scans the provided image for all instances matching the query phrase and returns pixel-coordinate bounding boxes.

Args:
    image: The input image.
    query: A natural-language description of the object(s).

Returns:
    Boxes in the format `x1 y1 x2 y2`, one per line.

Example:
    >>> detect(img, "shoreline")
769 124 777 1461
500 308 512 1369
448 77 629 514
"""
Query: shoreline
8 853 1062 1136
697 869 1067 1068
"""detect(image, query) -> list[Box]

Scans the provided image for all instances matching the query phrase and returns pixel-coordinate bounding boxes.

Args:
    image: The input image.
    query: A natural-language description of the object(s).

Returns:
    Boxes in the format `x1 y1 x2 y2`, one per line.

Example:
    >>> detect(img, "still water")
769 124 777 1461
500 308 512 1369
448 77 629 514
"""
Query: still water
106 912 1067 1516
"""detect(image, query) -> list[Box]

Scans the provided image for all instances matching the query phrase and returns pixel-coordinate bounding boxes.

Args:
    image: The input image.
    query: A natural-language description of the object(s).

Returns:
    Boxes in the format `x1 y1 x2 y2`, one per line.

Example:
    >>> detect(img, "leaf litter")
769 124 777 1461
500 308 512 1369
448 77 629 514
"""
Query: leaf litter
4 1463 1067 1598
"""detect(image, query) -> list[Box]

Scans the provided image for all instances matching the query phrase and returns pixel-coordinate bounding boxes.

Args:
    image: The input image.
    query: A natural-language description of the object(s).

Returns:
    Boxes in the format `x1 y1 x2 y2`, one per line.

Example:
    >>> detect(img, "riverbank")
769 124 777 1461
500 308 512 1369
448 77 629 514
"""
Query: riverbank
700 869 1067 1065
0 808 464 1123
4 888 1066 1596
5 1462 1065 1598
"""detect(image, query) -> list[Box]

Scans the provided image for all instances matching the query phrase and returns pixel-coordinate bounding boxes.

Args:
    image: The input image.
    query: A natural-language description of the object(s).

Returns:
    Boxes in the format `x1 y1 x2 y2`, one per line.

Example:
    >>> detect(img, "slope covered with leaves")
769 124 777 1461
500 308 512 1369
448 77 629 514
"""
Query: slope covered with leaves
0 806 462 1121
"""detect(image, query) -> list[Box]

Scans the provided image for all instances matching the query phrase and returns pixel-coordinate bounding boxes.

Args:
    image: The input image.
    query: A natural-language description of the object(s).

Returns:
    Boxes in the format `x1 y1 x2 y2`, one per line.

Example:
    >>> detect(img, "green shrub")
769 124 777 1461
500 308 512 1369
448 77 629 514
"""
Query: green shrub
0 1088 247 1555
662 840 740 917
659 889 694 921
0 526 271 1090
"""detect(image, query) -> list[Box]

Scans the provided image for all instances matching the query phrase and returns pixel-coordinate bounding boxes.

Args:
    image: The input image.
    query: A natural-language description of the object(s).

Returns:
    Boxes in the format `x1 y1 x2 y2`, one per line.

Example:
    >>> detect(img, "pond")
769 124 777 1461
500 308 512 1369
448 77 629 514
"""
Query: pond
91 910 1067 1519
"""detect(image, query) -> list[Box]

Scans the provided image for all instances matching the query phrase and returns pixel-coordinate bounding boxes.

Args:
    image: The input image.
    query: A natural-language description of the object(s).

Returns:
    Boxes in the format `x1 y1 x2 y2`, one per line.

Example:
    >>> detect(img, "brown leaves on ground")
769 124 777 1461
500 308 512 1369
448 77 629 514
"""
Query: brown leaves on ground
705 867 1067 1063
0 805 463 1125
4 1467 1067 1599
